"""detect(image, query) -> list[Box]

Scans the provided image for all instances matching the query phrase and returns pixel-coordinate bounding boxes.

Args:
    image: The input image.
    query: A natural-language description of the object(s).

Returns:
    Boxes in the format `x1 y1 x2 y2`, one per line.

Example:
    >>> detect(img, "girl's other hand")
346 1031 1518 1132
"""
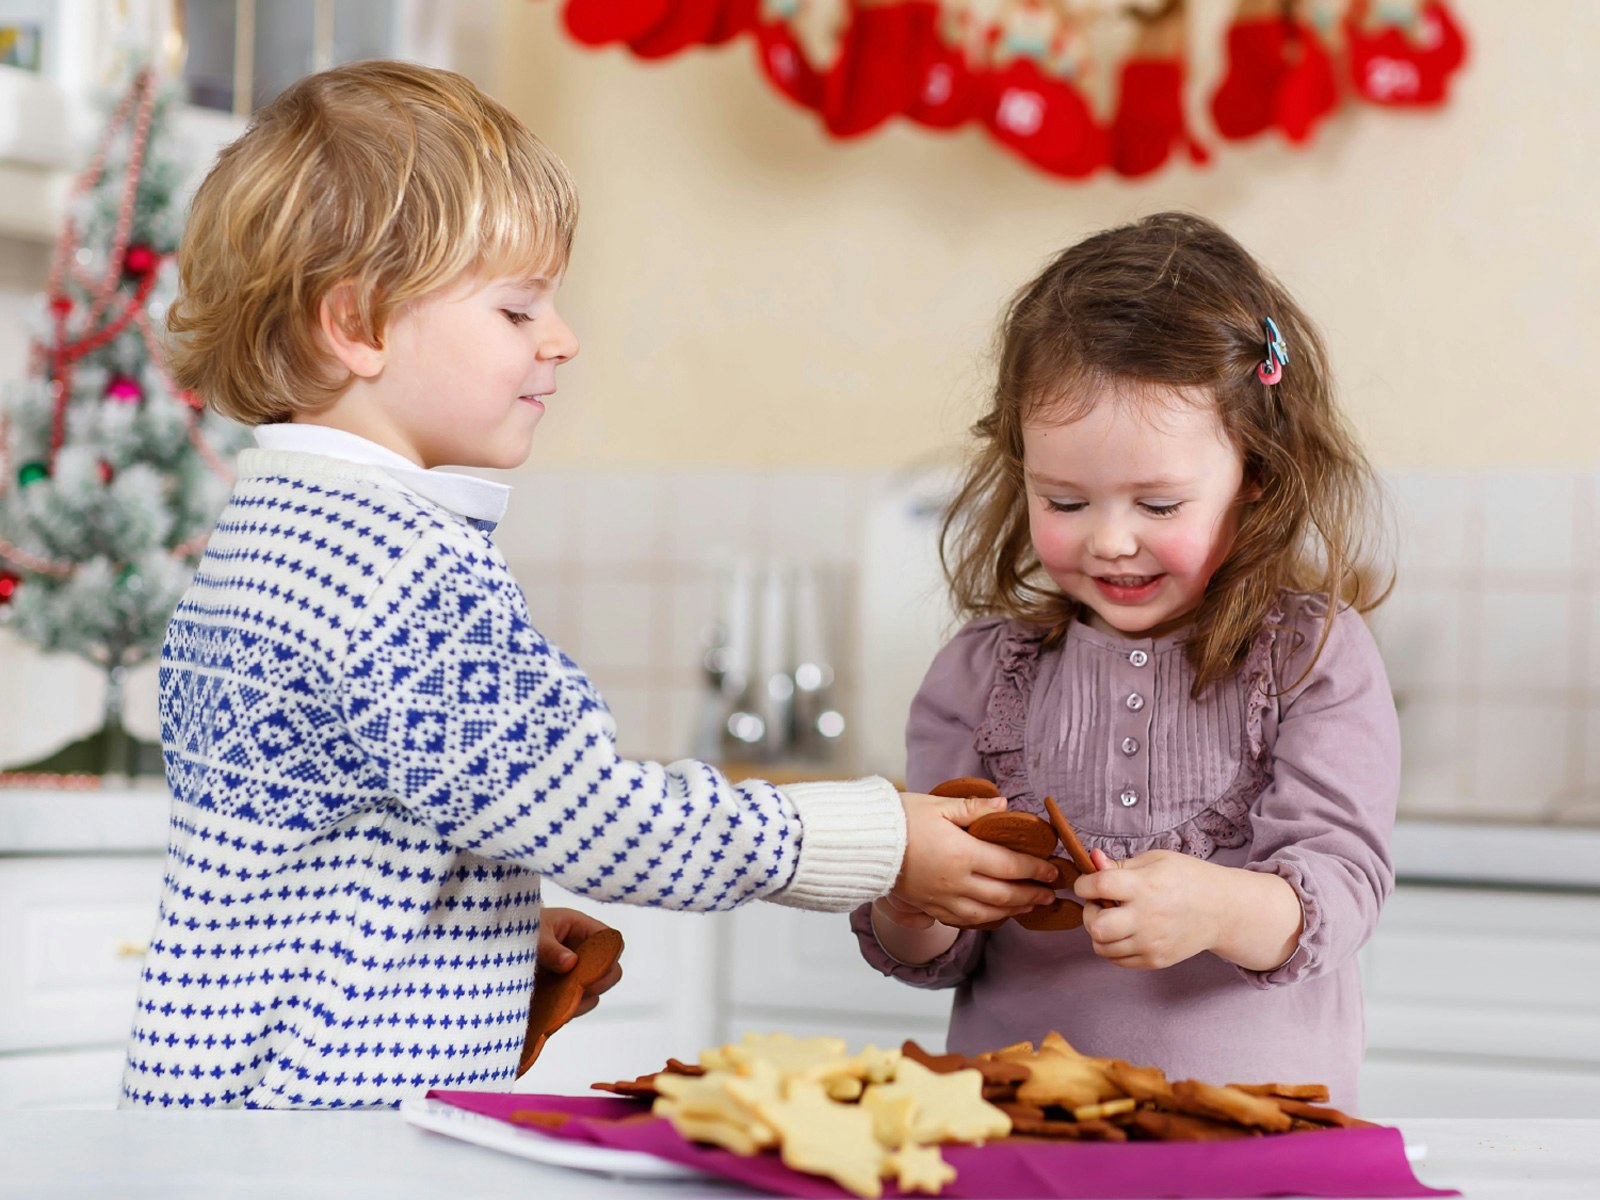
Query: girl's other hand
1074 848 1222 969
895 791 1060 928
1075 848 1305 971
538 906 624 1018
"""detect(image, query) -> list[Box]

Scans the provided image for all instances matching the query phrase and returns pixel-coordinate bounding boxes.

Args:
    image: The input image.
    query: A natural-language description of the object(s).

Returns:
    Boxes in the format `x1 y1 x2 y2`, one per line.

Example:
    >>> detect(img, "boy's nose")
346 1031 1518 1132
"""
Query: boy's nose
542 312 579 362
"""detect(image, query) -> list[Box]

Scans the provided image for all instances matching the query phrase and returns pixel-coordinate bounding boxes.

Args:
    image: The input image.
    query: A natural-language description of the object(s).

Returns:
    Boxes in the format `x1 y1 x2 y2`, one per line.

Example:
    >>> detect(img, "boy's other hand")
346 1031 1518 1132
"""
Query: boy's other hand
539 907 623 1018
894 792 1060 928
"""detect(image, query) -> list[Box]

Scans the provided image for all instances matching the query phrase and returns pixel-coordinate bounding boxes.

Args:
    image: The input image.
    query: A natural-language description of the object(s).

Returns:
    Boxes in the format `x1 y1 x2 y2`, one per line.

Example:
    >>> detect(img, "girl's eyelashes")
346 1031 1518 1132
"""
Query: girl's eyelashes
501 309 534 325
1042 498 1184 516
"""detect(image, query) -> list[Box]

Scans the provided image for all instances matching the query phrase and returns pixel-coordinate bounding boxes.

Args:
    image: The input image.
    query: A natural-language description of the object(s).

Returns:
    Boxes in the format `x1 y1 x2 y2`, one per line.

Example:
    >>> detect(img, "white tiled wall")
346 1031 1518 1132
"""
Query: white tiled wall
494 466 872 767
1372 471 1600 825
5 454 1600 828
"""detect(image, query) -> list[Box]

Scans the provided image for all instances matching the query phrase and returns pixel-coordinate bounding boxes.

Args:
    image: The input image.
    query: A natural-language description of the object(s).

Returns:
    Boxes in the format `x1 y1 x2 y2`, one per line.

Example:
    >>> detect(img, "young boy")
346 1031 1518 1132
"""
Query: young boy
121 60 1057 1109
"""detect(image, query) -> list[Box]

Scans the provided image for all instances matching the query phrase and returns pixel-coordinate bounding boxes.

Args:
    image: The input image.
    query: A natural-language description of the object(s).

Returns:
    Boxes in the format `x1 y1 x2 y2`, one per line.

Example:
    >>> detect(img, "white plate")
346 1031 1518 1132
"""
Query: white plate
400 1096 713 1183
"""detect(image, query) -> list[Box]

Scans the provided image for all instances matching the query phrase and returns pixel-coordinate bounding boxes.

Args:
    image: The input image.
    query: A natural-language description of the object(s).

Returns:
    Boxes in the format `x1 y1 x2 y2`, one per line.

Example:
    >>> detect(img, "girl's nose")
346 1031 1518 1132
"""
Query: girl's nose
1088 515 1137 560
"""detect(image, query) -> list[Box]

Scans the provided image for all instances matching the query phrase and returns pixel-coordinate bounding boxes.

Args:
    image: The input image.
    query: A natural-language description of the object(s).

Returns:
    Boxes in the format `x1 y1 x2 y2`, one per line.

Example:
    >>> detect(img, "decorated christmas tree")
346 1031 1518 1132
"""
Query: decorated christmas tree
0 66 248 779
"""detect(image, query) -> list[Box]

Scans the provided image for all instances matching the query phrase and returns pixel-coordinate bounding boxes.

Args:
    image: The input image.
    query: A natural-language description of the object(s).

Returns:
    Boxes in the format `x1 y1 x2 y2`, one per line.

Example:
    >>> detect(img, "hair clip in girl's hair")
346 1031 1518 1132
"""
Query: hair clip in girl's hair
1257 316 1289 385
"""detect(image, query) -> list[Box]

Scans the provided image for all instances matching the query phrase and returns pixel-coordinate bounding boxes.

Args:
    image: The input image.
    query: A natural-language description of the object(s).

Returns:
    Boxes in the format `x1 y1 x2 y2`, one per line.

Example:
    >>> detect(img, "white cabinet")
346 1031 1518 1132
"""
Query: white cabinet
0 852 164 1109
1358 884 1600 1117
719 906 949 1051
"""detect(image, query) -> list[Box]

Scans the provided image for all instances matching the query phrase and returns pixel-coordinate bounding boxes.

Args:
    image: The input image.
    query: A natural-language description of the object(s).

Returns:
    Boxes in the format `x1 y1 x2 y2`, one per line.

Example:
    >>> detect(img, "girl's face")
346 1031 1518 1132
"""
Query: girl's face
1022 387 1251 640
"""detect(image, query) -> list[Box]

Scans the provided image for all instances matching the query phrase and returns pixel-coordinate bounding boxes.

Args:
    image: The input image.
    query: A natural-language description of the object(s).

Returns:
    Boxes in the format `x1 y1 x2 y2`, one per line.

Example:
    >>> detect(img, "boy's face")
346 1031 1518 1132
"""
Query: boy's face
1022 387 1251 641
368 270 578 469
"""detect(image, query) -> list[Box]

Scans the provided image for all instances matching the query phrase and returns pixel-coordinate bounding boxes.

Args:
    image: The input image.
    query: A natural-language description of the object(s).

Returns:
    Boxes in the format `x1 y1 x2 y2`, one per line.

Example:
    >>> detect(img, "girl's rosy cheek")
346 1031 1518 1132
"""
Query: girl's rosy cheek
1146 529 1212 576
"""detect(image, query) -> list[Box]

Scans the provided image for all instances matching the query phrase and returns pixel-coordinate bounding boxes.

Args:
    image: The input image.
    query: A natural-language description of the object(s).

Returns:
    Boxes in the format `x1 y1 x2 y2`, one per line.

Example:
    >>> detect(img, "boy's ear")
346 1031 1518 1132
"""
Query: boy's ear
318 282 386 378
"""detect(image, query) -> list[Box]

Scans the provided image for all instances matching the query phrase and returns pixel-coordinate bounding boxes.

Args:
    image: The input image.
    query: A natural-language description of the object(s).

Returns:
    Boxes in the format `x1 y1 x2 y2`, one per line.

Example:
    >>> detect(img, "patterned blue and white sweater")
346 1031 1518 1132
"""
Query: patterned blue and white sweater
121 434 904 1109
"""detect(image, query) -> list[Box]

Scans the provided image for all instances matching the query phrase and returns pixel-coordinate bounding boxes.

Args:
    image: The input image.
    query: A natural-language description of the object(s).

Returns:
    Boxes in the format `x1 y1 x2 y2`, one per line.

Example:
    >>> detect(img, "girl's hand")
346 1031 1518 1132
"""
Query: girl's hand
1074 849 1304 971
539 907 623 1017
1074 848 1225 969
895 791 1061 928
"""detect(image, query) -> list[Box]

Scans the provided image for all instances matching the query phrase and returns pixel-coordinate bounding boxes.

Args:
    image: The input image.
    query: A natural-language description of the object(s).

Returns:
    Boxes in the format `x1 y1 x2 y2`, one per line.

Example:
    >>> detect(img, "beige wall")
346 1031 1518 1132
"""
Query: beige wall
493 1 1595 470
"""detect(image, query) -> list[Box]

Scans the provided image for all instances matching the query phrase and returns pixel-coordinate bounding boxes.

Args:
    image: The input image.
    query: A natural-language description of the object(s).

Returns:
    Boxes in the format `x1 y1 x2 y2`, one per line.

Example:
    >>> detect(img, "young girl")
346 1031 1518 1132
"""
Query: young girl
851 211 1398 1110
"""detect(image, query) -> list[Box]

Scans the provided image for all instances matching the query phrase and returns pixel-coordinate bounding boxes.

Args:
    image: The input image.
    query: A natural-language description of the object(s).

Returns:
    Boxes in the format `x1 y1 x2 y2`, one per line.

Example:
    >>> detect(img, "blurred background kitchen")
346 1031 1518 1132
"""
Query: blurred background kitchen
0 0 1595 1118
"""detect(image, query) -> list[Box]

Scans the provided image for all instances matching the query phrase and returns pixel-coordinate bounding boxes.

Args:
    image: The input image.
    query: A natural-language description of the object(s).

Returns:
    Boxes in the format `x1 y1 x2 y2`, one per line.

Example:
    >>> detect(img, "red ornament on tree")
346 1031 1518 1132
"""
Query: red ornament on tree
122 243 159 276
0 569 19 606
106 376 144 404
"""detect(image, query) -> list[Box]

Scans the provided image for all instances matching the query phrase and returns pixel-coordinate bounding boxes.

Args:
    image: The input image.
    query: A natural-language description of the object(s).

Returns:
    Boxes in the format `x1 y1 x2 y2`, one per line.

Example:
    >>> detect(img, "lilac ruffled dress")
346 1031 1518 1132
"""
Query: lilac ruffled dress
850 594 1399 1109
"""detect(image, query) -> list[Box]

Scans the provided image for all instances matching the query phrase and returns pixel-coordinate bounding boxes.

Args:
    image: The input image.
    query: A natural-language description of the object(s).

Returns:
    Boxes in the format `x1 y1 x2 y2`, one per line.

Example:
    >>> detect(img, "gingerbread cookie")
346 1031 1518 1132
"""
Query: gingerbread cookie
518 926 624 1075
931 779 1092 932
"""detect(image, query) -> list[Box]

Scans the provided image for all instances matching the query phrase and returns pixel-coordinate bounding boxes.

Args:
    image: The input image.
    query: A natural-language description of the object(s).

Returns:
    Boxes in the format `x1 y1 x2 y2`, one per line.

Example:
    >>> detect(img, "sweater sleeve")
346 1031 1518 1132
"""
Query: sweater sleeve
337 539 905 912
851 619 1007 986
1237 599 1400 988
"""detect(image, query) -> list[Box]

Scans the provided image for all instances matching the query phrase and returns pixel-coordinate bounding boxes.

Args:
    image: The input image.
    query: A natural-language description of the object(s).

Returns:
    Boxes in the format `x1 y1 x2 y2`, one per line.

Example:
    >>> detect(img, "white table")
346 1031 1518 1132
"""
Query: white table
0 1112 1594 1199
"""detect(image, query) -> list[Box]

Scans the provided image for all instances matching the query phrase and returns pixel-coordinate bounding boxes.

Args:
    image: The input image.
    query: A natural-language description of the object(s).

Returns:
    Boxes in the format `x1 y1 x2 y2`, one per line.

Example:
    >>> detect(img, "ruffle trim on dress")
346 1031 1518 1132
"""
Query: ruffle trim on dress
972 623 1049 806
1235 854 1325 991
974 608 1294 862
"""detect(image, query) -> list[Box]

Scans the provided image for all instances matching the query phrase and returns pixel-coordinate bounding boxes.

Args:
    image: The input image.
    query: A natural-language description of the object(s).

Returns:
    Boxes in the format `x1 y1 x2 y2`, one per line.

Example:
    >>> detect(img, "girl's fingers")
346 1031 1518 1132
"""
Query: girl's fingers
1074 868 1132 904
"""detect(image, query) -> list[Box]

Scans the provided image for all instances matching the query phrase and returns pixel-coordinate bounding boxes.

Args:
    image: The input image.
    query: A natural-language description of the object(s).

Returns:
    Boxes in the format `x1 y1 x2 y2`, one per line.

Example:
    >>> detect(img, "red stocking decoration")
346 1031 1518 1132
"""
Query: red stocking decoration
754 5 824 113
1212 10 1337 145
822 1 926 138
1110 2 1207 177
563 0 672 46
706 0 762 45
629 0 727 59
1111 60 1180 176
1276 24 1337 142
984 58 1106 180
903 3 976 129
1346 0 1467 106
1212 13 1290 139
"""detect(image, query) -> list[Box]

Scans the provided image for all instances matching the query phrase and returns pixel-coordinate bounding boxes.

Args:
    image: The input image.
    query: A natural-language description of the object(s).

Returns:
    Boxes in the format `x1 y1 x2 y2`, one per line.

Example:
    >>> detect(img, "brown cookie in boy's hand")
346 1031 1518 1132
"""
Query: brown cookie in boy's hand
928 776 1003 800
967 811 1059 858
519 926 625 1075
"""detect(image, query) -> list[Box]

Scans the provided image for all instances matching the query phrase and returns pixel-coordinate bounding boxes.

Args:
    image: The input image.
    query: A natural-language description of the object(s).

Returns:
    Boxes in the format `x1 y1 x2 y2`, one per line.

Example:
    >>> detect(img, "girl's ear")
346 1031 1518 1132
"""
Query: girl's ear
318 282 385 379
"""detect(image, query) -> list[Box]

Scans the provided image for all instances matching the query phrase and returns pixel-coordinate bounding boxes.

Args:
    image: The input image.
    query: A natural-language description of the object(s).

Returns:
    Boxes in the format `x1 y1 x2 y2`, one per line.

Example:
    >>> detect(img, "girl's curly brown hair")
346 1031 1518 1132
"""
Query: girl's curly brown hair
943 211 1390 694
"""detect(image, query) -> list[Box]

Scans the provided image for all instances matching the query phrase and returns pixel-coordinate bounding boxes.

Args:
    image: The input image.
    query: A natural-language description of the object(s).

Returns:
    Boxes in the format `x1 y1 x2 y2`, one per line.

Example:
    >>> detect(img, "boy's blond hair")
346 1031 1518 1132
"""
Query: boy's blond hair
167 59 577 426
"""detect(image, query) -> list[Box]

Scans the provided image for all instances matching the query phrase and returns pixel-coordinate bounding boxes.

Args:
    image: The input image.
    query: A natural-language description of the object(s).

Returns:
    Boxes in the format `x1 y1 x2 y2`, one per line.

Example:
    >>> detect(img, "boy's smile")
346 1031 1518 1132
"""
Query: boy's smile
1022 387 1252 640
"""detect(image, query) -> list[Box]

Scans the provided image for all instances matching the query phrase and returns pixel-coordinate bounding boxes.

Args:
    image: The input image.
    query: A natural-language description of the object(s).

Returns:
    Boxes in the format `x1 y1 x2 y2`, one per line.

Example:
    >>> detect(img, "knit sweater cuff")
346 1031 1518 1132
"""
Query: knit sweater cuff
769 776 905 911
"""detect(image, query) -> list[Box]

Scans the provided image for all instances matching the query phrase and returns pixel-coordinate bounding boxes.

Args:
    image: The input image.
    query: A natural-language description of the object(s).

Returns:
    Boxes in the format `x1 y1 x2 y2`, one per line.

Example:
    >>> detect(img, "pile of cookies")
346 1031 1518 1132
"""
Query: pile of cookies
591 1031 1372 1198
967 1031 1371 1142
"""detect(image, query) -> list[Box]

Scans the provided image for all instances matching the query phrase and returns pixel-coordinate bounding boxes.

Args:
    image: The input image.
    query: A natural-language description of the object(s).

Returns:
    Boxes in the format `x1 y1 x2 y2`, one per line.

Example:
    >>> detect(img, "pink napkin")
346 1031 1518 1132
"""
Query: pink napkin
426 1089 1457 1199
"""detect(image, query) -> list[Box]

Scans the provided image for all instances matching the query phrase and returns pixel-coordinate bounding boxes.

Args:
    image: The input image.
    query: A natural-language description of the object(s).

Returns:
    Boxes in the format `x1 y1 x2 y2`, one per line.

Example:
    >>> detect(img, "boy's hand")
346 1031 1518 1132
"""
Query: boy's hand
894 792 1060 928
539 907 623 1018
